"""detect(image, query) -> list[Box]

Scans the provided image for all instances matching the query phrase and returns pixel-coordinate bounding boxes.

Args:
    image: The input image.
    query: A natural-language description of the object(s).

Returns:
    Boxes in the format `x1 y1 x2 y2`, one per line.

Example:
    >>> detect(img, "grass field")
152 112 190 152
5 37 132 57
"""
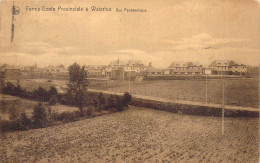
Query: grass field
89 78 259 108
0 94 78 120
7 78 259 108
0 106 258 162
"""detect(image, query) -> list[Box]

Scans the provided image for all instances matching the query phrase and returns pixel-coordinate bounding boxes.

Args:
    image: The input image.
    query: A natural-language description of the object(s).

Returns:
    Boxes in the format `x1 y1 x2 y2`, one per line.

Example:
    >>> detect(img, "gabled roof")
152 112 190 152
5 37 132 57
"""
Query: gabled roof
110 60 143 66
209 60 235 67
168 62 196 68
192 62 202 67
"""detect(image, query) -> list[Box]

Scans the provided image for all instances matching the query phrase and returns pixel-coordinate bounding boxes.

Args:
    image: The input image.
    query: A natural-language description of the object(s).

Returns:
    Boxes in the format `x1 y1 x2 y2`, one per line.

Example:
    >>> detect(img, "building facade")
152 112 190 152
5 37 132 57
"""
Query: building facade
167 62 203 75
209 60 247 75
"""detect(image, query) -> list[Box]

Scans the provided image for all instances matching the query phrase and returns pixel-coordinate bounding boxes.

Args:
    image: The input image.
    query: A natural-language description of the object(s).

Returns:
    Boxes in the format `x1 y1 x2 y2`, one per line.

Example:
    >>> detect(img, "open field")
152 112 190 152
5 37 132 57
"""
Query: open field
6 79 67 92
0 106 258 162
0 94 78 120
89 78 259 108
6 78 259 108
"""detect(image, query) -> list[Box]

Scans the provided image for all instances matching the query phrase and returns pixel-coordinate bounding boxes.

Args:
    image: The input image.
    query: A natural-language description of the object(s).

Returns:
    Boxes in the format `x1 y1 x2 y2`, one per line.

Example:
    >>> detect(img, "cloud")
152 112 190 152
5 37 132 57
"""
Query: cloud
0 42 89 56
18 42 54 55
161 33 247 51
115 49 146 56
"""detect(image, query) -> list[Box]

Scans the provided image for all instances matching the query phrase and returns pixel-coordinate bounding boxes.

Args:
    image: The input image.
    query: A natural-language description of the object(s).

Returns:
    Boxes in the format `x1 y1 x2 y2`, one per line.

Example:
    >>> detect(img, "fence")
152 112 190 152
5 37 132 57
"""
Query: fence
88 86 259 108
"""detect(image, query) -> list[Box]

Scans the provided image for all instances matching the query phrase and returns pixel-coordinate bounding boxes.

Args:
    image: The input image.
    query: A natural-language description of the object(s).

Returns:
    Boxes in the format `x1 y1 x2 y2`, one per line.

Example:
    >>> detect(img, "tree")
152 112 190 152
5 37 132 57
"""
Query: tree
0 71 5 93
32 103 47 128
14 84 25 96
48 86 58 105
19 113 32 130
33 86 49 101
3 82 15 94
49 86 58 96
67 63 88 116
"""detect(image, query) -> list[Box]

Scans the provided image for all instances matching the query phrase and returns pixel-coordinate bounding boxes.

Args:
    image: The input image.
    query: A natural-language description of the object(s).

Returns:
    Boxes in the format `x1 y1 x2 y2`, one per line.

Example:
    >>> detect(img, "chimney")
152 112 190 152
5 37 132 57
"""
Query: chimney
149 62 152 67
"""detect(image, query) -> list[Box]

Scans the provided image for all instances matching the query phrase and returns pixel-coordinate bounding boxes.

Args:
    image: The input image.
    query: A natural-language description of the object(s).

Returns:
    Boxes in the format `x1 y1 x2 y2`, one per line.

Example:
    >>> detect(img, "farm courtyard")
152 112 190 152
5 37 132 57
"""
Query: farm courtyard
0 106 258 163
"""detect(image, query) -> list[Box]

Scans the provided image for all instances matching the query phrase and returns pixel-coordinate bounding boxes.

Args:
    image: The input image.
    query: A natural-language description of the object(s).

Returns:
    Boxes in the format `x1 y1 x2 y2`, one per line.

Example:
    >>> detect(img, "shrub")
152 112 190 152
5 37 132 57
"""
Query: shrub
45 106 59 123
32 103 47 128
3 82 16 94
13 84 25 96
49 86 58 96
57 111 78 122
122 92 132 107
107 95 117 109
97 93 106 110
33 87 50 102
0 120 20 132
0 100 8 113
84 106 94 117
49 95 58 106
8 103 20 120
115 96 123 112
92 99 99 108
19 113 32 130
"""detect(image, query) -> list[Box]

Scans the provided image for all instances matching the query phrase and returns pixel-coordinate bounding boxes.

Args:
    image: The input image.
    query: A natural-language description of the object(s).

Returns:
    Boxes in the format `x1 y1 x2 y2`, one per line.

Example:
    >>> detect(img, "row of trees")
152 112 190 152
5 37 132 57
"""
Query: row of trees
2 82 58 103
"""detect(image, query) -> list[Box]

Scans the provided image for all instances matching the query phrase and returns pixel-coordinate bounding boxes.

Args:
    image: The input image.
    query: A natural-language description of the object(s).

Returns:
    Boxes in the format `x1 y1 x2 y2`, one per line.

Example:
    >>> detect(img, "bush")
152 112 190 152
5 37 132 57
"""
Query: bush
33 87 50 102
97 93 106 111
49 86 58 96
49 95 58 105
32 103 47 128
0 120 20 132
3 82 16 95
45 106 58 123
13 84 25 96
8 103 21 120
122 92 132 107
107 95 117 109
84 106 94 117
115 96 124 112
19 113 32 130
57 111 78 122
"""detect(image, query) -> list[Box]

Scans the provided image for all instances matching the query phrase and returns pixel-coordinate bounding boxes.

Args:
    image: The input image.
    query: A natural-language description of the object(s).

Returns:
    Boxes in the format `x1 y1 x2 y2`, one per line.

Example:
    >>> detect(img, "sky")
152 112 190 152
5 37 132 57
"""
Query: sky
0 0 259 68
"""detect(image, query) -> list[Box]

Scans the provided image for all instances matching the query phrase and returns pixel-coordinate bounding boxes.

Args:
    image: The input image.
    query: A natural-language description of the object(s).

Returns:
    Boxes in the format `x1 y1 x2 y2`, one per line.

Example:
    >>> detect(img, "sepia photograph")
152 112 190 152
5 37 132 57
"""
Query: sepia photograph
0 0 259 162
